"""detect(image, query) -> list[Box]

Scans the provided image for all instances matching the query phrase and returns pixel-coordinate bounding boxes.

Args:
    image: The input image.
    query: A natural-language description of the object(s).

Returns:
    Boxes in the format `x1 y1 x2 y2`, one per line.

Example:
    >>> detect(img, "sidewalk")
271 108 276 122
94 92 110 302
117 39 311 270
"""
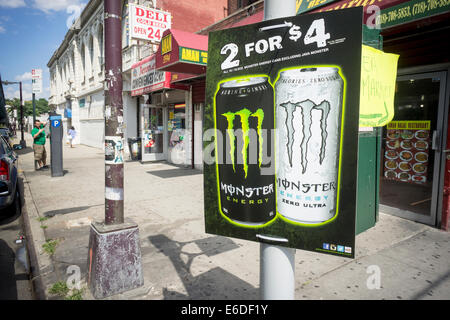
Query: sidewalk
17 133 450 300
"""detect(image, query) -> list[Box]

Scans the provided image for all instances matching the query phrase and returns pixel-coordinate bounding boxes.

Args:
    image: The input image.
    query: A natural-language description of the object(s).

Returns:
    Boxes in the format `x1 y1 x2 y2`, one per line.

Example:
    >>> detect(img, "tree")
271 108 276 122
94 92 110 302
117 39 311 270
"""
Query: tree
5 98 49 117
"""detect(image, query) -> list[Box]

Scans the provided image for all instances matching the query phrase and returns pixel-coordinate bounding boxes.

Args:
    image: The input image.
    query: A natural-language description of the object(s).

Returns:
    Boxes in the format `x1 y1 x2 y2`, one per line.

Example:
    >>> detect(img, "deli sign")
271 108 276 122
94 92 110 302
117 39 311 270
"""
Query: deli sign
129 4 171 43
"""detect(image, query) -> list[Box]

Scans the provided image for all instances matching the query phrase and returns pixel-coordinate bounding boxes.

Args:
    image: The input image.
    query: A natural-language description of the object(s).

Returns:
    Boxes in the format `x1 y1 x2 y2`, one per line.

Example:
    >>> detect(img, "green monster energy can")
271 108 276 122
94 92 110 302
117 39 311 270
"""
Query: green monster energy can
215 76 276 226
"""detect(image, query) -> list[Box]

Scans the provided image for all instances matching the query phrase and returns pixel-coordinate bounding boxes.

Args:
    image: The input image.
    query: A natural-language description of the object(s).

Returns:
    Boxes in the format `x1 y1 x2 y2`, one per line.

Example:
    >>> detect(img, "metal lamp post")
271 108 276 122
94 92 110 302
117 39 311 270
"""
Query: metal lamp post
259 0 297 300
1 80 26 147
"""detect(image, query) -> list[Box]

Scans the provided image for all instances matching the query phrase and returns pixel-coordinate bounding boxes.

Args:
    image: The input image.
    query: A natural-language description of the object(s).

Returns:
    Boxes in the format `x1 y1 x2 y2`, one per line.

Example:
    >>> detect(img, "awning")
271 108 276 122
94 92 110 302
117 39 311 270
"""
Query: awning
155 29 208 75
304 0 438 27
298 0 409 15
170 72 204 83
229 10 263 28
131 54 188 96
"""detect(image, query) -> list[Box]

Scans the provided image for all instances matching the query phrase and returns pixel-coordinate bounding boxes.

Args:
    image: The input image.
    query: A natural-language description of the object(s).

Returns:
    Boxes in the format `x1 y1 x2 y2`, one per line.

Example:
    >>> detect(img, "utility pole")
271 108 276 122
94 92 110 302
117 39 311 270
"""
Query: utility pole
259 0 297 300
32 93 36 124
104 0 124 225
19 81 25 147
87 0 143 299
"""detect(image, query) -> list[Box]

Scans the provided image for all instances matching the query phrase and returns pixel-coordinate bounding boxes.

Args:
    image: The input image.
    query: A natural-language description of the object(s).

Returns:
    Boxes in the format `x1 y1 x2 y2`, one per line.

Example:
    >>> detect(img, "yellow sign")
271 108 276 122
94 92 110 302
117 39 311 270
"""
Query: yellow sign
359 45 399 127
163 53 171 64
181 47 199 63
161 34 172 55
180 47 208 65
387 121 430 130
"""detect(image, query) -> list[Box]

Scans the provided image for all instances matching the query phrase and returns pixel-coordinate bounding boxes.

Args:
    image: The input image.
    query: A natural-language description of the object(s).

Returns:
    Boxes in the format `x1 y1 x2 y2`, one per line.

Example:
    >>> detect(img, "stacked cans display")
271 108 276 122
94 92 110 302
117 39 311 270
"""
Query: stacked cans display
214 76 276 226
275 67 344 224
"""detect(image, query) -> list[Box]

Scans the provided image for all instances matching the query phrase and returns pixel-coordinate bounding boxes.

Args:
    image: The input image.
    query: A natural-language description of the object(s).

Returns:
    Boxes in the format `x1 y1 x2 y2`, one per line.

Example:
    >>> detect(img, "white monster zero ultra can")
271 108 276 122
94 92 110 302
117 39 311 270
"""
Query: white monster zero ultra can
275 67 344 224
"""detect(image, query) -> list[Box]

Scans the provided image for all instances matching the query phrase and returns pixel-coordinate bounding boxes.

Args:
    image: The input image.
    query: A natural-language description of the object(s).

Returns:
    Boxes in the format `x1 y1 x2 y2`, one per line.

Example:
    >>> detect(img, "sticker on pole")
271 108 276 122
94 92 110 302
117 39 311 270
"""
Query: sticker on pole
203 8 363 258
105 136 124 165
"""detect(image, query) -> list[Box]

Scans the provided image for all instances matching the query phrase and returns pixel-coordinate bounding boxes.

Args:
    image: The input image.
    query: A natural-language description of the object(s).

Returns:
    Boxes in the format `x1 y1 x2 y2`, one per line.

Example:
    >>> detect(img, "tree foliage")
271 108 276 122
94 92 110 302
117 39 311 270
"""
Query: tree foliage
5 98 49 117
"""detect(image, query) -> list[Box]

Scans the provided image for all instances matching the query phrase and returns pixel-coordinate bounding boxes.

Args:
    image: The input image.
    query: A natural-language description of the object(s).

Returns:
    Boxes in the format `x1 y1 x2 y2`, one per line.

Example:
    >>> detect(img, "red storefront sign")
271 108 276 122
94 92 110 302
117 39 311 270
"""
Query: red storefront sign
155 29 208 75
131 55 188 96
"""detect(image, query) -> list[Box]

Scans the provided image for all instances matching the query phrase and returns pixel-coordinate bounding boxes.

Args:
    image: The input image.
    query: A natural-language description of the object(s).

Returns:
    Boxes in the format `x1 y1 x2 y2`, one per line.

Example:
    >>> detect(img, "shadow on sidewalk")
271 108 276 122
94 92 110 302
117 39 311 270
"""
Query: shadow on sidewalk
43 204 103 217
14 146 33 156
147 169 202 179
410 269 450 299
149 234 259 299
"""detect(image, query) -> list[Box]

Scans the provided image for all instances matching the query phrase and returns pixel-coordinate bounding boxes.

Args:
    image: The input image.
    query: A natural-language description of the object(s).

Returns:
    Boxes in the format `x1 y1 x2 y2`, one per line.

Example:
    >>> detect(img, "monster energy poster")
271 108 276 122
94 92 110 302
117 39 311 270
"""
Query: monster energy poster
204 8 363 258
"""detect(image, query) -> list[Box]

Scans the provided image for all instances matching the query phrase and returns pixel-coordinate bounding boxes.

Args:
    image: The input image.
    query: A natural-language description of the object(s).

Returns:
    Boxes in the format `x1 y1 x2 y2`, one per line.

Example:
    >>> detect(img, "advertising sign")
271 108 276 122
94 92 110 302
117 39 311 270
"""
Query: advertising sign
384 121 431 184
32 69 42 94
131 55 168 96
156 29 208 75
203 8 363 258
129 4 171 43
377 0 450 29
359 45 399 127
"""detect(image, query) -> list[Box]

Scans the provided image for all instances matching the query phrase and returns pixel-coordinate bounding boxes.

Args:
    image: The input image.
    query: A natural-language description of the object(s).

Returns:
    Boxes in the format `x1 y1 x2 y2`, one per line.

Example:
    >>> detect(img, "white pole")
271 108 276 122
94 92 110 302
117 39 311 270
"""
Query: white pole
260 242 296 299
264 0 297 21
260 0 297 300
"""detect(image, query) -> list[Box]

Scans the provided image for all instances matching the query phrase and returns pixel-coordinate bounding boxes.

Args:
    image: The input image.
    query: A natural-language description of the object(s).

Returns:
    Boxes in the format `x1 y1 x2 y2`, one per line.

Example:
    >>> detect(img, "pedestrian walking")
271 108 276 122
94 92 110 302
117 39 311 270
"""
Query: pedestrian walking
68 126 76 148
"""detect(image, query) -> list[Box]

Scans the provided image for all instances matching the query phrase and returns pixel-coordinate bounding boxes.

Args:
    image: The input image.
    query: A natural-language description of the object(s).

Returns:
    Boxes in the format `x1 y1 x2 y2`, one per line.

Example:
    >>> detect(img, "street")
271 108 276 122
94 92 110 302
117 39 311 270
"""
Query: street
12 132 450 300
0 174 33 300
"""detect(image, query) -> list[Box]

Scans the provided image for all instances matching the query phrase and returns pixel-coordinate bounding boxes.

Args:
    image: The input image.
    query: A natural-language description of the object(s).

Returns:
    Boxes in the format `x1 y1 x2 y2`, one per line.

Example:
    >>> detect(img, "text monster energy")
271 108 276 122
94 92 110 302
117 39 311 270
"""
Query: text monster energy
215 77 275 226
275 67 344 224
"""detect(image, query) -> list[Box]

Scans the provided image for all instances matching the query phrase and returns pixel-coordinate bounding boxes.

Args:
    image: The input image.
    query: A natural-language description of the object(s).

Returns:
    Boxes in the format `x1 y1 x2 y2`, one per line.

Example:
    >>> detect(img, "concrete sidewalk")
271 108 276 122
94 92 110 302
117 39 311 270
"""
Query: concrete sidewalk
16 134 450 300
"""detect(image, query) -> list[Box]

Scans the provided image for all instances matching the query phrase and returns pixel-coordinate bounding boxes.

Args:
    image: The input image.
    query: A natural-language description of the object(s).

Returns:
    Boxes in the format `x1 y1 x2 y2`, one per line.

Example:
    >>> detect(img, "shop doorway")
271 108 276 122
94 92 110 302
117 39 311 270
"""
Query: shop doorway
141 104 167 161
380 71 448 226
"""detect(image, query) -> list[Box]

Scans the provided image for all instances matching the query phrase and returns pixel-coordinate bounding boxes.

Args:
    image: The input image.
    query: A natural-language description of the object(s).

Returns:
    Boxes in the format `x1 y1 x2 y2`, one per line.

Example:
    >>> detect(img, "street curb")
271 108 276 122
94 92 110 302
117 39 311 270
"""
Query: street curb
20 170 54 300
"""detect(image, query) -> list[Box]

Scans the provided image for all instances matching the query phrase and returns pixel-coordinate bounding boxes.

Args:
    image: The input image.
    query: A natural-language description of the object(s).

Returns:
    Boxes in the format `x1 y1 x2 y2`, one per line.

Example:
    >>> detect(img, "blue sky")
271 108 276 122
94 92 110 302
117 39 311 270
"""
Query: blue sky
0 0 86 101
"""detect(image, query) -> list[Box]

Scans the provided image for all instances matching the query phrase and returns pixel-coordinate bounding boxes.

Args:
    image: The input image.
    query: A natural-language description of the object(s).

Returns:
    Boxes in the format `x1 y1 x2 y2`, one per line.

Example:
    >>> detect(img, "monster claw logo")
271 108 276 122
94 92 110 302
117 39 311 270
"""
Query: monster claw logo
280 99 331 173
222 108 265 178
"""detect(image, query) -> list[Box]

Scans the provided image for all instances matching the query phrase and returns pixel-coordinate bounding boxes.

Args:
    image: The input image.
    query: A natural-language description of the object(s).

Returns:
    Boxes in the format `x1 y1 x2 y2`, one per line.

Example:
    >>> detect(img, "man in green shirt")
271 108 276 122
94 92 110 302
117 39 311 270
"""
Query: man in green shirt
31 120 48 170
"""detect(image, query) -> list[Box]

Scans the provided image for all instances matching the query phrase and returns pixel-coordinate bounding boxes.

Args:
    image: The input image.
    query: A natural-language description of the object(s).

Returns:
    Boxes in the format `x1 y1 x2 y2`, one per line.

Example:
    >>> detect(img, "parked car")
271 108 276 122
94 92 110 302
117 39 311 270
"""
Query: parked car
0 135 20 216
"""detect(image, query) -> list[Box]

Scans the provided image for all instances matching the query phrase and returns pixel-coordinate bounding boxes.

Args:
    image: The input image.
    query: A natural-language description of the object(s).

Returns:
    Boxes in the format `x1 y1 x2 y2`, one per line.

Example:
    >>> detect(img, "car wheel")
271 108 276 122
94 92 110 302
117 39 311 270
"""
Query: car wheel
6 190 21 217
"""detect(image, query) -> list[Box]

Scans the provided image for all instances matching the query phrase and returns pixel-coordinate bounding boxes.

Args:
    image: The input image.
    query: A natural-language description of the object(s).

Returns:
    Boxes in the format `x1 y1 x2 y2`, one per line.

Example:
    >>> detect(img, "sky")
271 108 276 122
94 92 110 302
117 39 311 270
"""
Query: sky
0 0 87 102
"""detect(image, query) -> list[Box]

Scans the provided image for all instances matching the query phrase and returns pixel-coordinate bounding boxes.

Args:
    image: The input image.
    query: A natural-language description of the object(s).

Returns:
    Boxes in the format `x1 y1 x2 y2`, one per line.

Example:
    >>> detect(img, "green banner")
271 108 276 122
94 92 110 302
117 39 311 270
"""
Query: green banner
378 0 450 29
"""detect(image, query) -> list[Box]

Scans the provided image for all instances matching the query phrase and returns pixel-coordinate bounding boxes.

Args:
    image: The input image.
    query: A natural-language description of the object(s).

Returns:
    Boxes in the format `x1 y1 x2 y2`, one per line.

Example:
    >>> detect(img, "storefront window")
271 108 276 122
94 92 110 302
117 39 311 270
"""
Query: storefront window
168 103 186 164
380 75 442 220
143 107 164 154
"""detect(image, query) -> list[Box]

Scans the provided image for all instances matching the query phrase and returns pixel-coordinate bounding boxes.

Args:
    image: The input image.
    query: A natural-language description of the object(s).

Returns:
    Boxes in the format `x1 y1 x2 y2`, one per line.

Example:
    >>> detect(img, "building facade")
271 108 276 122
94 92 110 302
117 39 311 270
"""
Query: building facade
47 0 228 157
